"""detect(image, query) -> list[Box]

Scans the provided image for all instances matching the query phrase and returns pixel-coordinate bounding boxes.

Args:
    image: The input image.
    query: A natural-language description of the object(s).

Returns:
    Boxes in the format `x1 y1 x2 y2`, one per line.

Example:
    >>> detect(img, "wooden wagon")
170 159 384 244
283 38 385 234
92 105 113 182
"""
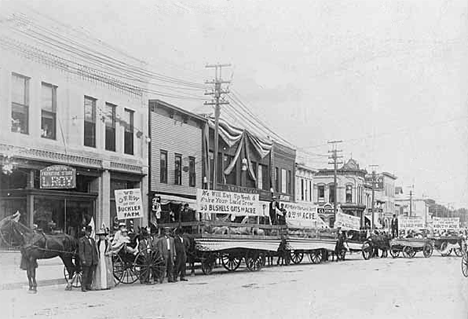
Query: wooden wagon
429 236 463 257
389 238 433 258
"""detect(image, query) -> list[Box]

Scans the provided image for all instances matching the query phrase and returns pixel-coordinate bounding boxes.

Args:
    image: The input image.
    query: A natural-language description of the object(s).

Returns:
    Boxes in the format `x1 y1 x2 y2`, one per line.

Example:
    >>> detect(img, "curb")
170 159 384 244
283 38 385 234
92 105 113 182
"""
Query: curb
0 278 66 291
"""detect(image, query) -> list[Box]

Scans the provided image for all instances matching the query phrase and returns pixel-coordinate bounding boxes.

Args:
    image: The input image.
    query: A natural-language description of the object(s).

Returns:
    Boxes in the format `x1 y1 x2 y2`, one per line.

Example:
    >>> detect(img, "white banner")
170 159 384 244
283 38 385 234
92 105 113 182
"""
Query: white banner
399 216 424 230
432 217 459 230
335 212 361 231
197 189 261 216
282 203 328 228
114 188 144 220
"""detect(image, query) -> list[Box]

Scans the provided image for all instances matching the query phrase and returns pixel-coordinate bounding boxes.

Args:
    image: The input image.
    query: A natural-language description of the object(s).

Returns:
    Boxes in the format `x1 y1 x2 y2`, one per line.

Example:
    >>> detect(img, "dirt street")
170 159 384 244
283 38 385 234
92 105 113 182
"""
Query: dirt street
1 254 467 319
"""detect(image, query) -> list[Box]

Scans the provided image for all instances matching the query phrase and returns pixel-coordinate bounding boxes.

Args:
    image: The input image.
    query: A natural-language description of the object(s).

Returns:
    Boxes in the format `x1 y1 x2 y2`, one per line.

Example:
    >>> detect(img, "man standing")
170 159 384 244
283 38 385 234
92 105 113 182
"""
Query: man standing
174 228 189 282
79 225 98 292
391 214 399 239
155 227 176 283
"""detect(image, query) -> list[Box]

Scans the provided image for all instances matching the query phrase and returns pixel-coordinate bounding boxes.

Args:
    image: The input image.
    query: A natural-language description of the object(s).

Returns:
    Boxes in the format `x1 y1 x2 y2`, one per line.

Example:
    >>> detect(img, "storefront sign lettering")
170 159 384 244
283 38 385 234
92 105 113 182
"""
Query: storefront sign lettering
115 188 144 219
282 203 328 228
432 217 459 230
40 165 76 189
197 189 261 216
335 212 361 231
399 216 424 230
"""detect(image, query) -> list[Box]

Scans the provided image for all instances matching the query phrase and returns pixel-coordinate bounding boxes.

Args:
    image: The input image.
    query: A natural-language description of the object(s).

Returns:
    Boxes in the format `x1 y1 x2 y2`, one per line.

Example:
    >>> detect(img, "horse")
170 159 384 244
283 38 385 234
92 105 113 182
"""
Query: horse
0 213 80 293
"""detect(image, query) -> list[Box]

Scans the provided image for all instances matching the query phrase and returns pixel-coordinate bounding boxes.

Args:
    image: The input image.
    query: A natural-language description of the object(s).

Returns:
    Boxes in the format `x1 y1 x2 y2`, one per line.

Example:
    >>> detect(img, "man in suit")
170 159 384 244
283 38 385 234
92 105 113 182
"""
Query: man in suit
391 214 399 239
79 225 98 292
154 227 176 283
173 228 189 282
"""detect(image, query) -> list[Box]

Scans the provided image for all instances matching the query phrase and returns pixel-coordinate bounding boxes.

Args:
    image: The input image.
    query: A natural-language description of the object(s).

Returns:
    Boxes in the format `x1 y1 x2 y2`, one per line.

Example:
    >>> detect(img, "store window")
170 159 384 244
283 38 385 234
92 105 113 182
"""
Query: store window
84 96 96 147
41 82 57 140
11 73 29 134
124 109 134 155
189 157 196 187
105 103 116 151
0 197 27 247
174 154 182 185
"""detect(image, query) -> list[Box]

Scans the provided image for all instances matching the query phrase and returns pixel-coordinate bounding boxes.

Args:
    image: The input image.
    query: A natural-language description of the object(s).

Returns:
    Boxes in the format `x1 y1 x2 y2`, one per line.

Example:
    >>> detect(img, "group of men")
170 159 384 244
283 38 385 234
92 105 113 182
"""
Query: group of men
269 199 288 225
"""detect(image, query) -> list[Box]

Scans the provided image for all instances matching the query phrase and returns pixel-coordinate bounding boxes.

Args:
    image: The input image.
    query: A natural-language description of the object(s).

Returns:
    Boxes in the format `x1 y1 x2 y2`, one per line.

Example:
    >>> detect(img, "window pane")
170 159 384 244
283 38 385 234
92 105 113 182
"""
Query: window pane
174 154 182 185
281 169 287 193
124 109 134 155
41 83 55 112
84 97 96 122
160 151 167 183
257 164 263 190
189 157 196 187
11 74 27 105
41 111 56 139
105 104 116 151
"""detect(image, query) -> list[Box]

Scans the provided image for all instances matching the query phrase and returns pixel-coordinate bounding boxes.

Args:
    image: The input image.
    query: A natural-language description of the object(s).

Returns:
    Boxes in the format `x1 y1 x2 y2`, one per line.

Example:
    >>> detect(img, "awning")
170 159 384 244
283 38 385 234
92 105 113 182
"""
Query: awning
155 194 197 210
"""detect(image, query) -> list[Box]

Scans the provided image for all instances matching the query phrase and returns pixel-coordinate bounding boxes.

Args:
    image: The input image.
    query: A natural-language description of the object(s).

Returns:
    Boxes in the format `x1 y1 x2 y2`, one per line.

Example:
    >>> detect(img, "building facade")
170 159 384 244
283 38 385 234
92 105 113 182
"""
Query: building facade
365 172 397 227
148 99 207 222
0 22 149 240
295 163 315 204
314 159 367 226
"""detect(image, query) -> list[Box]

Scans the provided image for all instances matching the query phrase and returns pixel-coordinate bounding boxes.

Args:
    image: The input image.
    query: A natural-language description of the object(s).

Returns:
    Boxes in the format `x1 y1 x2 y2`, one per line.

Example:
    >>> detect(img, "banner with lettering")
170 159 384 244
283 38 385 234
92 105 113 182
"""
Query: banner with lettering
335 212 361 231
197 189 261 216
281 203 328 228
114 189 144 220
399 216 424 230
432 217 459 230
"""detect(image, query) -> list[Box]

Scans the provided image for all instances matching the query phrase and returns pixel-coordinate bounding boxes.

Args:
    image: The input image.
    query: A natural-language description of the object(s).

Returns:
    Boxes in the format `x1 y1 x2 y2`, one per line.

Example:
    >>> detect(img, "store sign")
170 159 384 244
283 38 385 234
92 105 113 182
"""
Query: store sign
282 202 326 228
335 212 361 231
317 204 334 215
216 184 259 194
197 189 261 216
432 217 459 230
399 216 424 230
40 165 76 189
115 188 144 219
279 194 291 202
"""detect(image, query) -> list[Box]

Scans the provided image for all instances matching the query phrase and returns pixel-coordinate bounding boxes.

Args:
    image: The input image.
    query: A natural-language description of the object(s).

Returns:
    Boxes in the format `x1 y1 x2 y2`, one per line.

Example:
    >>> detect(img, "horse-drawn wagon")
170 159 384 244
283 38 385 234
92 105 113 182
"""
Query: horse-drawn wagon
389 238 433 258
430 236 463 257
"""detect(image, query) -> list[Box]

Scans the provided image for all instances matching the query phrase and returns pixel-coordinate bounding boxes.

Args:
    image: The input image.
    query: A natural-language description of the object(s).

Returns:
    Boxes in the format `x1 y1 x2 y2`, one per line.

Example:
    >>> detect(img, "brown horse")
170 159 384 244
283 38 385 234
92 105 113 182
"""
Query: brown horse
0 213 80 293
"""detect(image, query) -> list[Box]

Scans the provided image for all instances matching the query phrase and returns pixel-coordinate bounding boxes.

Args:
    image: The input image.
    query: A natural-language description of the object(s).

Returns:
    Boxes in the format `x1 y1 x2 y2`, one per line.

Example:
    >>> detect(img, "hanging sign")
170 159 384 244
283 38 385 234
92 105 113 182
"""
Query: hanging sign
281 203 325 228
114 188 144 219
335 212 361 231
40 165 76 189
197 189 261 216
399 216 424 230
432 217 460 230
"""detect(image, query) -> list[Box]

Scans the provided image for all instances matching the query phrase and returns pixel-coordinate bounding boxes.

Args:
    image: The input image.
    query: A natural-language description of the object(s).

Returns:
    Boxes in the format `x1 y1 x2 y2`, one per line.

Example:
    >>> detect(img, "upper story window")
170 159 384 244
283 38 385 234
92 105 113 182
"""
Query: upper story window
84 96 96 147
301 179 305 201
287 170 292 194
11 73 29 134
105 103 116 151
174 153 182 185
329 184 335 203
189 157 196 187
124 109 134 155
274 167 279 192
346 185 353 203
224 154 236 186
281 169 287 193
257 164 263 190
41 82 57 140
160 150 168 183
318 185 325 201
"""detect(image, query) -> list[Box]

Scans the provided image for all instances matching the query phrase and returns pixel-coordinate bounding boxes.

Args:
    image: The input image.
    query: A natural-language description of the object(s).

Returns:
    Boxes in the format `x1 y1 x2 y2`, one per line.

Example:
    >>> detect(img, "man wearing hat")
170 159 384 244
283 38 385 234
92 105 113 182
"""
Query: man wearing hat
174 227 189 282
79 225 98 292
154 227 176 283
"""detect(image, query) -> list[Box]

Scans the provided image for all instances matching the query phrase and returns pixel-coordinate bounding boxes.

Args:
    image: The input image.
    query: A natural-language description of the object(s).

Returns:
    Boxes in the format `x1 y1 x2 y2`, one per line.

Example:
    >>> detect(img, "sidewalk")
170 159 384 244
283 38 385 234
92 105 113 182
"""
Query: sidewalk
0 250 66 290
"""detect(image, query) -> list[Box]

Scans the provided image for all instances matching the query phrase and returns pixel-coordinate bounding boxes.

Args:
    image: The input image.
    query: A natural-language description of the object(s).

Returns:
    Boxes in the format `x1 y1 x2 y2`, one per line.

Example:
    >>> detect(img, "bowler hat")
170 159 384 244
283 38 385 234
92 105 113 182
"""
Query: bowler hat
96 228 108 236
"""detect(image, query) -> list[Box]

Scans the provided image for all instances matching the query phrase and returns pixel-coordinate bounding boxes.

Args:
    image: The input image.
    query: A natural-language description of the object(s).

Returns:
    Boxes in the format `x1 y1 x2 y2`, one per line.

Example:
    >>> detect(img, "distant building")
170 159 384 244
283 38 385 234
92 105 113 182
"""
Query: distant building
395 192 431 227
295 163 316 204
364 172 397 228
314 158 367 227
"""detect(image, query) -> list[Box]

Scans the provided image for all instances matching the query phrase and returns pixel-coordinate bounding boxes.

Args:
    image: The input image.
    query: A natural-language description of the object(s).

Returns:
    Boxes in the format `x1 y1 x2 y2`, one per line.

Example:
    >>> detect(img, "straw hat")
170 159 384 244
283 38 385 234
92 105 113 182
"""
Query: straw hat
95 228 108 236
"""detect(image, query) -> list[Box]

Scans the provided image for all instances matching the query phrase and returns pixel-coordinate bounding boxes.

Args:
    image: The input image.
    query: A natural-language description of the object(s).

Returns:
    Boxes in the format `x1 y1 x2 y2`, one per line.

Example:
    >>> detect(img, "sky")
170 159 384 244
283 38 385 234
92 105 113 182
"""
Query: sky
4 0 468 208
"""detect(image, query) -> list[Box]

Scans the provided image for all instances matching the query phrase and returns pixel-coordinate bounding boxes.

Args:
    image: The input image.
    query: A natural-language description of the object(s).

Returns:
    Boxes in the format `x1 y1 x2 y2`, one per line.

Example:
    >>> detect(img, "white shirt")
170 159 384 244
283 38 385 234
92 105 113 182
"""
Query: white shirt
166 237 170 250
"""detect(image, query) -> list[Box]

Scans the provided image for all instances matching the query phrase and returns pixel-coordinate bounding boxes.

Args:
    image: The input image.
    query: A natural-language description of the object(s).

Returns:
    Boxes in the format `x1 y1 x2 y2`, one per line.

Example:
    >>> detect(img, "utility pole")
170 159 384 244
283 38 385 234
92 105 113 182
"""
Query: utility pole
369 164 379 230
205 64 231 191
408 185 414 217
328 140 343 226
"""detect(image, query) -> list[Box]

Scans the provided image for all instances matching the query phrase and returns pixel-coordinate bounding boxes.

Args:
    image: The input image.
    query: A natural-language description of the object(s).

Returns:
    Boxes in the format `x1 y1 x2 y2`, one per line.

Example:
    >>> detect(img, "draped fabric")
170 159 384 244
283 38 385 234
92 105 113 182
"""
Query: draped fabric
246 131 273 159
244 136 257 183
224 135 244 175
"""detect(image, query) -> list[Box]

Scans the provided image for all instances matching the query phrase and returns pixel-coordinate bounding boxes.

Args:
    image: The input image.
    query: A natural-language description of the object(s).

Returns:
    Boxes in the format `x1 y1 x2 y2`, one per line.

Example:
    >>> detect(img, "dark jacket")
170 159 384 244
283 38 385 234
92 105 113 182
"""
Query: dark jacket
391 218 399 230
174 235 189 257
79 236 98 266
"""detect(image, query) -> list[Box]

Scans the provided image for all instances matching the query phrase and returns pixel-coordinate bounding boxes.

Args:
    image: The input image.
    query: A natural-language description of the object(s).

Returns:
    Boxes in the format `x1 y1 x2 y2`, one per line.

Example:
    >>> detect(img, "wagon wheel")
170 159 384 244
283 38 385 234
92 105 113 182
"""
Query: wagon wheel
290 251 304 264
361 241 372 260
63 266 82 288
246 252 263 272
134 249 165 283
221 253 242 272
462 255 468 277
201 254 215 275
389 246 400 258
113 253 139 284
309 250 323 264
403 246 415 258
423 244 433 258
440 241 452 257
454 247 463 257
338 248 346 261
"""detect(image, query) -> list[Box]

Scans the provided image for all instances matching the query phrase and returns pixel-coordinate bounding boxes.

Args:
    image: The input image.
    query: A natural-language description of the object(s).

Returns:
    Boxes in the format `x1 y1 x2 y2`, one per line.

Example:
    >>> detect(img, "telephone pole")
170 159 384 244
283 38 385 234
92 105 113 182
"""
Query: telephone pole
408 184 414 217
328 140 343 225
205 63 231 190
369 164 379 230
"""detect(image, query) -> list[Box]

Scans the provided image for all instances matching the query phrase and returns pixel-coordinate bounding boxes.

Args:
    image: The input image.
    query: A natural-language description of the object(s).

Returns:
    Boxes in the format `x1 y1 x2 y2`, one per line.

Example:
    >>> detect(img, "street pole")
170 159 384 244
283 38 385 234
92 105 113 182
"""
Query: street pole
409 190 413 217
328 141 342 226
369 165 378 230
205 64 231 191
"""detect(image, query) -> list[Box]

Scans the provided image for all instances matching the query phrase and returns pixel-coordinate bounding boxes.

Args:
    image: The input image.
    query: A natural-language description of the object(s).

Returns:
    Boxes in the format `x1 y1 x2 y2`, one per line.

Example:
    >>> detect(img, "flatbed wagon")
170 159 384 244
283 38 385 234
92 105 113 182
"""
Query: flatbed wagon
430 236 463 257
389 238 433 258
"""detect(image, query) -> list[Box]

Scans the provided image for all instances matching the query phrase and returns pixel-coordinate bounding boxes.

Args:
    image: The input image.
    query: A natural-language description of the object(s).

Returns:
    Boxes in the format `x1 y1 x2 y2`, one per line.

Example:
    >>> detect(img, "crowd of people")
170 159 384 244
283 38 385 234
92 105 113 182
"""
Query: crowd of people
77 223 190 292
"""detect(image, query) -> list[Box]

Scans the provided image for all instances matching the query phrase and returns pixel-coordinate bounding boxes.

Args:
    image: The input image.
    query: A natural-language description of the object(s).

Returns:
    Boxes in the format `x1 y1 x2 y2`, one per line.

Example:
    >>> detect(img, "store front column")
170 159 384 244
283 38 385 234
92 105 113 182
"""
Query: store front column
99 170 111 229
